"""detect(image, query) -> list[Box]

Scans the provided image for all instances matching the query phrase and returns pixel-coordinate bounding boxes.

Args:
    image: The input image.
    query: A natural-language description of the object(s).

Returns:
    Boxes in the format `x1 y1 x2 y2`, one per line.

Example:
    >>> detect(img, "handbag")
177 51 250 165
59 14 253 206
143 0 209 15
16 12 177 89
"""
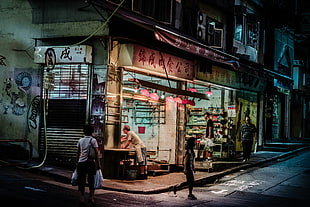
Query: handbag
88 138 96 159
94 169 103 189
71 169 78 186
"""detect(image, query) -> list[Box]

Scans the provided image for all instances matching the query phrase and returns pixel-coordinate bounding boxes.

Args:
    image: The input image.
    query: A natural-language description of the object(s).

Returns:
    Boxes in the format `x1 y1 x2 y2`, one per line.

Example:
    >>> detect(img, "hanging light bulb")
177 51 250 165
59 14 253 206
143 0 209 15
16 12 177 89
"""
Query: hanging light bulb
149 92 159 100
206 86 213 96
174 96 182 104
160 92 166 100
140 89 150 96
188 88 197 92
166 96 175 102
182 97 190 104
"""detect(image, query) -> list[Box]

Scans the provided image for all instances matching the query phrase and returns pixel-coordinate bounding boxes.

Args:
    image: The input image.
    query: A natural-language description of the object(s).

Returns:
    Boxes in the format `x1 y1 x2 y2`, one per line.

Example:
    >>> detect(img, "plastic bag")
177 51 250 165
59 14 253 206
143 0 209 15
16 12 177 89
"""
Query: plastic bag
71 169 78 186
94 169 103 189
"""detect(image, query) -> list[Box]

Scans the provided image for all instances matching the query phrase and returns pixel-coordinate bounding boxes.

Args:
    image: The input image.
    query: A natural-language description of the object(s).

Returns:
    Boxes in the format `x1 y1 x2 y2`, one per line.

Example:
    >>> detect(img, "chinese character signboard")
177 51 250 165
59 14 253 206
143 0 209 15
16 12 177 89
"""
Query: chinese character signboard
120 44 195 80
34 45 92 64
154 26 237 65
197 65 240 89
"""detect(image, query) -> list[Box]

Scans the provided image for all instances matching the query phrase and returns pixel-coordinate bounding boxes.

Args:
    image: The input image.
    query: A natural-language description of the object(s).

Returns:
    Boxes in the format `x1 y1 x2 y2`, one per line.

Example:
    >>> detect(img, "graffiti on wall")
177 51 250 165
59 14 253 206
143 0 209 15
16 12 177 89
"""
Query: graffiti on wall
27 96 40 131
1 70 34 116
0 54 7 66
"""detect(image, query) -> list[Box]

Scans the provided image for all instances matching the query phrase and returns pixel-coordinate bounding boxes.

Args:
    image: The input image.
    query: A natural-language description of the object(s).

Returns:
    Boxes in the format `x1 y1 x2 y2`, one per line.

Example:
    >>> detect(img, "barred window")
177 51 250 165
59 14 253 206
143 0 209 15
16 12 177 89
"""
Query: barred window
43 64 89 100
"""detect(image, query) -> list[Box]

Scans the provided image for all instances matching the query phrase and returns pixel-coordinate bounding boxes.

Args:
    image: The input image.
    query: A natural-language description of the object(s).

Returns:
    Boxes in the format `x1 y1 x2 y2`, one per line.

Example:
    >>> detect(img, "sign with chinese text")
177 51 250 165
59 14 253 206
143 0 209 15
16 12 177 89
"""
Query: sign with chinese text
197 65 240 89
34 45 92 64
154 26 238 65
120 44 195 80
240 73 266 92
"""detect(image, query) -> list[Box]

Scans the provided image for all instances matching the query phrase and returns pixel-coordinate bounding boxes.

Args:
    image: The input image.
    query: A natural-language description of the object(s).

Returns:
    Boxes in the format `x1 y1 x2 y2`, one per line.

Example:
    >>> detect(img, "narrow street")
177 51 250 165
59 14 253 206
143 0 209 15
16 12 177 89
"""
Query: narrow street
1 148 309 206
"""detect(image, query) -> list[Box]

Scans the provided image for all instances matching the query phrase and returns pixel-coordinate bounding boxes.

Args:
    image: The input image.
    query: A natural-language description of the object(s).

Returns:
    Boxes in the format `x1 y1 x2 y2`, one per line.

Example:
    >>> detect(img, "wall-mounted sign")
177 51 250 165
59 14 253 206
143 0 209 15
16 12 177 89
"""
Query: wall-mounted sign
154 26 238 66
119 44 196 80
197 65 240 89
240 73 266 92
34 45 92 64
45 48 56 70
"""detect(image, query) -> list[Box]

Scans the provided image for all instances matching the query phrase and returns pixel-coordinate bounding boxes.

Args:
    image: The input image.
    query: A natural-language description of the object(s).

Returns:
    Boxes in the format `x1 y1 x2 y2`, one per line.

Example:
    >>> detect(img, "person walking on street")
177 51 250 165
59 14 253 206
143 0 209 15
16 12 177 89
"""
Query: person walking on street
121 125 147 179
241 116 257 162
76 124 101 205
183 137 197 200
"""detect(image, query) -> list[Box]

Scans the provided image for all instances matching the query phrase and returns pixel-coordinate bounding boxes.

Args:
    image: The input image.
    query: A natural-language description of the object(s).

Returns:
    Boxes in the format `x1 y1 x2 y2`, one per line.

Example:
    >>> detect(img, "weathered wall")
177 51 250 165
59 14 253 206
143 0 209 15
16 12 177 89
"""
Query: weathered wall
0 0 109 158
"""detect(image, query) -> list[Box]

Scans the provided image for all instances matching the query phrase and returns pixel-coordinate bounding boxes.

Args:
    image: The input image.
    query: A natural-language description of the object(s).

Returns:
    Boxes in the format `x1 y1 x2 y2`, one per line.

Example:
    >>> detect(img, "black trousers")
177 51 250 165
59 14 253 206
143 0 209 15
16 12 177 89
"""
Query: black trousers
77 160 96 193
242 139 253 160
185 170 194 187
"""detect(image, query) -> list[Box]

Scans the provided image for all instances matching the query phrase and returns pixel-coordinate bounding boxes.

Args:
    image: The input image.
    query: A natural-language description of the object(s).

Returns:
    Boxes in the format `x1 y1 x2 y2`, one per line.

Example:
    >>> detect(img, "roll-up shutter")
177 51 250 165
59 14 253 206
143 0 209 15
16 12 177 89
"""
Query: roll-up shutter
40 64 90 166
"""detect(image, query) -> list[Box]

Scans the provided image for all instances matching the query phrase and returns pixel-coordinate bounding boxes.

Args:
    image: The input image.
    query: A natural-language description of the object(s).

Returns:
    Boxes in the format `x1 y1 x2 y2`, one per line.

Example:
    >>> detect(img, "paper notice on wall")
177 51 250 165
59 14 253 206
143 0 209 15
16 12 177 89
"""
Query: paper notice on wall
228 105 236 117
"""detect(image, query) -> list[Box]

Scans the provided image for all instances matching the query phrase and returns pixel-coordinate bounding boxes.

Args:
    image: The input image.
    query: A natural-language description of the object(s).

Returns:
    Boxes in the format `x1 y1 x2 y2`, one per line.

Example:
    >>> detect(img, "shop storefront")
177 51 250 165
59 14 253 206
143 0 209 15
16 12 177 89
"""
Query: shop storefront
196 65 242 156
34 45 106 166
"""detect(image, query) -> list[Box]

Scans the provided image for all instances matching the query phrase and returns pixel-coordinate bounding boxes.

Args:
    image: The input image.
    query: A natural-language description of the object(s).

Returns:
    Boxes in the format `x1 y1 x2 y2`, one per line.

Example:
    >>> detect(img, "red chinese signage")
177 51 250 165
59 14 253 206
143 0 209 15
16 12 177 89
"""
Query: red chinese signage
154 26 237 64
133 44 195 80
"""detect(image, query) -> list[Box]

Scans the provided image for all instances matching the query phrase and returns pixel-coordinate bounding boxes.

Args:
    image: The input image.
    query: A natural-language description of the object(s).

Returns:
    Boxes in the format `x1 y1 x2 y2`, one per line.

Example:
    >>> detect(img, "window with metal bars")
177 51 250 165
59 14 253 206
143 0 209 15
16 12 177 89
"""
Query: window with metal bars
43 64 89 100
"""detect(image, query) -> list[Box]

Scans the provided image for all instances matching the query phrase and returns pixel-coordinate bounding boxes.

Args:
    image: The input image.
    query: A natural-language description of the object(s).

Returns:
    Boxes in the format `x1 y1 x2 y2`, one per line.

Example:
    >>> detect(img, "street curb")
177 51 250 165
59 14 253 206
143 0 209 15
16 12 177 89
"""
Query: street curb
102 146 310 194
7 146 309 195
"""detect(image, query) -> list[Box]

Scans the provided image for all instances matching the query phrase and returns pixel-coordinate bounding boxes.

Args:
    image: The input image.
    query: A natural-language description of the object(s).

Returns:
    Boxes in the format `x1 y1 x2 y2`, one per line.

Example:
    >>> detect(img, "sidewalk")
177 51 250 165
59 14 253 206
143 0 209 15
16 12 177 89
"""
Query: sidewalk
5 144 306 194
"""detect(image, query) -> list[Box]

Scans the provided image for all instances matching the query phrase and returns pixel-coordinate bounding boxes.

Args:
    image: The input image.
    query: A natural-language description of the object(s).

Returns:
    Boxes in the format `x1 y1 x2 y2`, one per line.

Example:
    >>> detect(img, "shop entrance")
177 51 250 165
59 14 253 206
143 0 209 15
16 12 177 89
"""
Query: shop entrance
40 64 90 166
185 83 236 160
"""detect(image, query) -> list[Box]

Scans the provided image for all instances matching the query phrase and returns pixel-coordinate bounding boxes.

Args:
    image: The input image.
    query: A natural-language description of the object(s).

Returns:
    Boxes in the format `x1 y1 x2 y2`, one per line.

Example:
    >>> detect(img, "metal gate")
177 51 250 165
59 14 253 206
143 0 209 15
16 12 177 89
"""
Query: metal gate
40 64 90 166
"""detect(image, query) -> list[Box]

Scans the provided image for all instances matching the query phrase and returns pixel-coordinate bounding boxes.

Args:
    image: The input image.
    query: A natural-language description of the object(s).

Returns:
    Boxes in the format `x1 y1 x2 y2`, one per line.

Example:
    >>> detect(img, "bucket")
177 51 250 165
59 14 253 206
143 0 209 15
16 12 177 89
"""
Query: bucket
126 169 138 180
203 151 212 158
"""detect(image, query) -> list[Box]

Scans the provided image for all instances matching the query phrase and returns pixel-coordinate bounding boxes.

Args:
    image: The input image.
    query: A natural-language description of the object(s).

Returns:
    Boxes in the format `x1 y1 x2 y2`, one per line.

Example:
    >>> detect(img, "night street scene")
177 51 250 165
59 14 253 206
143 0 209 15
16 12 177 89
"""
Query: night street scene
1 0 310 206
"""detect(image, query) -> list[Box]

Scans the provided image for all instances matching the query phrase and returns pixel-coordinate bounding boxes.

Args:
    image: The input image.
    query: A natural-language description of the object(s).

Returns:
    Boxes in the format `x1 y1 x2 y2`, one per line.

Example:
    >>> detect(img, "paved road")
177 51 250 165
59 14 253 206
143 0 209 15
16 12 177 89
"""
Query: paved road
0 149 309 206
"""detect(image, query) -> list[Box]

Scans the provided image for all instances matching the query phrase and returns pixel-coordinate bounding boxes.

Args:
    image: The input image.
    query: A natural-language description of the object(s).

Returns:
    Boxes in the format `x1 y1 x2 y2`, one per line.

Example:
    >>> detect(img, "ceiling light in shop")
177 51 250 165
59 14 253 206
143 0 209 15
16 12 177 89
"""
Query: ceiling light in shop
174 97 182 103
188 99 196 106
123 87 138 93
166 96 175 102
188 88 197 92
206 91 213 96
206 86 213 96
140 89 150 96
149 92 159 100
182 98 190 104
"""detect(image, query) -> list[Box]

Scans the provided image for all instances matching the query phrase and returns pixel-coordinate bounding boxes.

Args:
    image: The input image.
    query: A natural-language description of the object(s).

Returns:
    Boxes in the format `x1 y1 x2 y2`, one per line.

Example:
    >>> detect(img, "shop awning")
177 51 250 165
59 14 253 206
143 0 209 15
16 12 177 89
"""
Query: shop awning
154 26 239 68
263 68 293 81
128 78 209 100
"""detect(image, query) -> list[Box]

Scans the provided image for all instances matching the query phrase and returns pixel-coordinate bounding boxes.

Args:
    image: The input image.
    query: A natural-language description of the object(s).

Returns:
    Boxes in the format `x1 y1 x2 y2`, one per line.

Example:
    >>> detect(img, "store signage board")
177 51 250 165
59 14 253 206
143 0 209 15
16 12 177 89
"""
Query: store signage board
154 26 238 65
34 45 92 64
197 65 240 89
119 44 195 80
240 73 266 92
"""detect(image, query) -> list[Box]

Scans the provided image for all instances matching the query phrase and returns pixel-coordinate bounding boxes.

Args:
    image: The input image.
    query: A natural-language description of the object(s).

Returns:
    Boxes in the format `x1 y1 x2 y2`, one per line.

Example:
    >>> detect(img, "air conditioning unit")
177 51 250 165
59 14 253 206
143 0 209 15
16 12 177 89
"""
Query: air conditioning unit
208 22 215 35
197 11 207 41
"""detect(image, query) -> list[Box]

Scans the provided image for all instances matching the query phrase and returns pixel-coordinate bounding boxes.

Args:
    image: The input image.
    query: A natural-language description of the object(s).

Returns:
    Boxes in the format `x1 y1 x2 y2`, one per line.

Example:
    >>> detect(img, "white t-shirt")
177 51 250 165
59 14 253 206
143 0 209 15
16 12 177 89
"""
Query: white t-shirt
126 131 145 149
77 136 98 163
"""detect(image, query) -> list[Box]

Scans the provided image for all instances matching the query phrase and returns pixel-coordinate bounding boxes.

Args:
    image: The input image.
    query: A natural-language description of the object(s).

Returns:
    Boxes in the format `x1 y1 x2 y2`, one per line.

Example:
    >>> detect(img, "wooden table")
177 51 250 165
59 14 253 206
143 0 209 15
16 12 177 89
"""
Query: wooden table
102 148 136 179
